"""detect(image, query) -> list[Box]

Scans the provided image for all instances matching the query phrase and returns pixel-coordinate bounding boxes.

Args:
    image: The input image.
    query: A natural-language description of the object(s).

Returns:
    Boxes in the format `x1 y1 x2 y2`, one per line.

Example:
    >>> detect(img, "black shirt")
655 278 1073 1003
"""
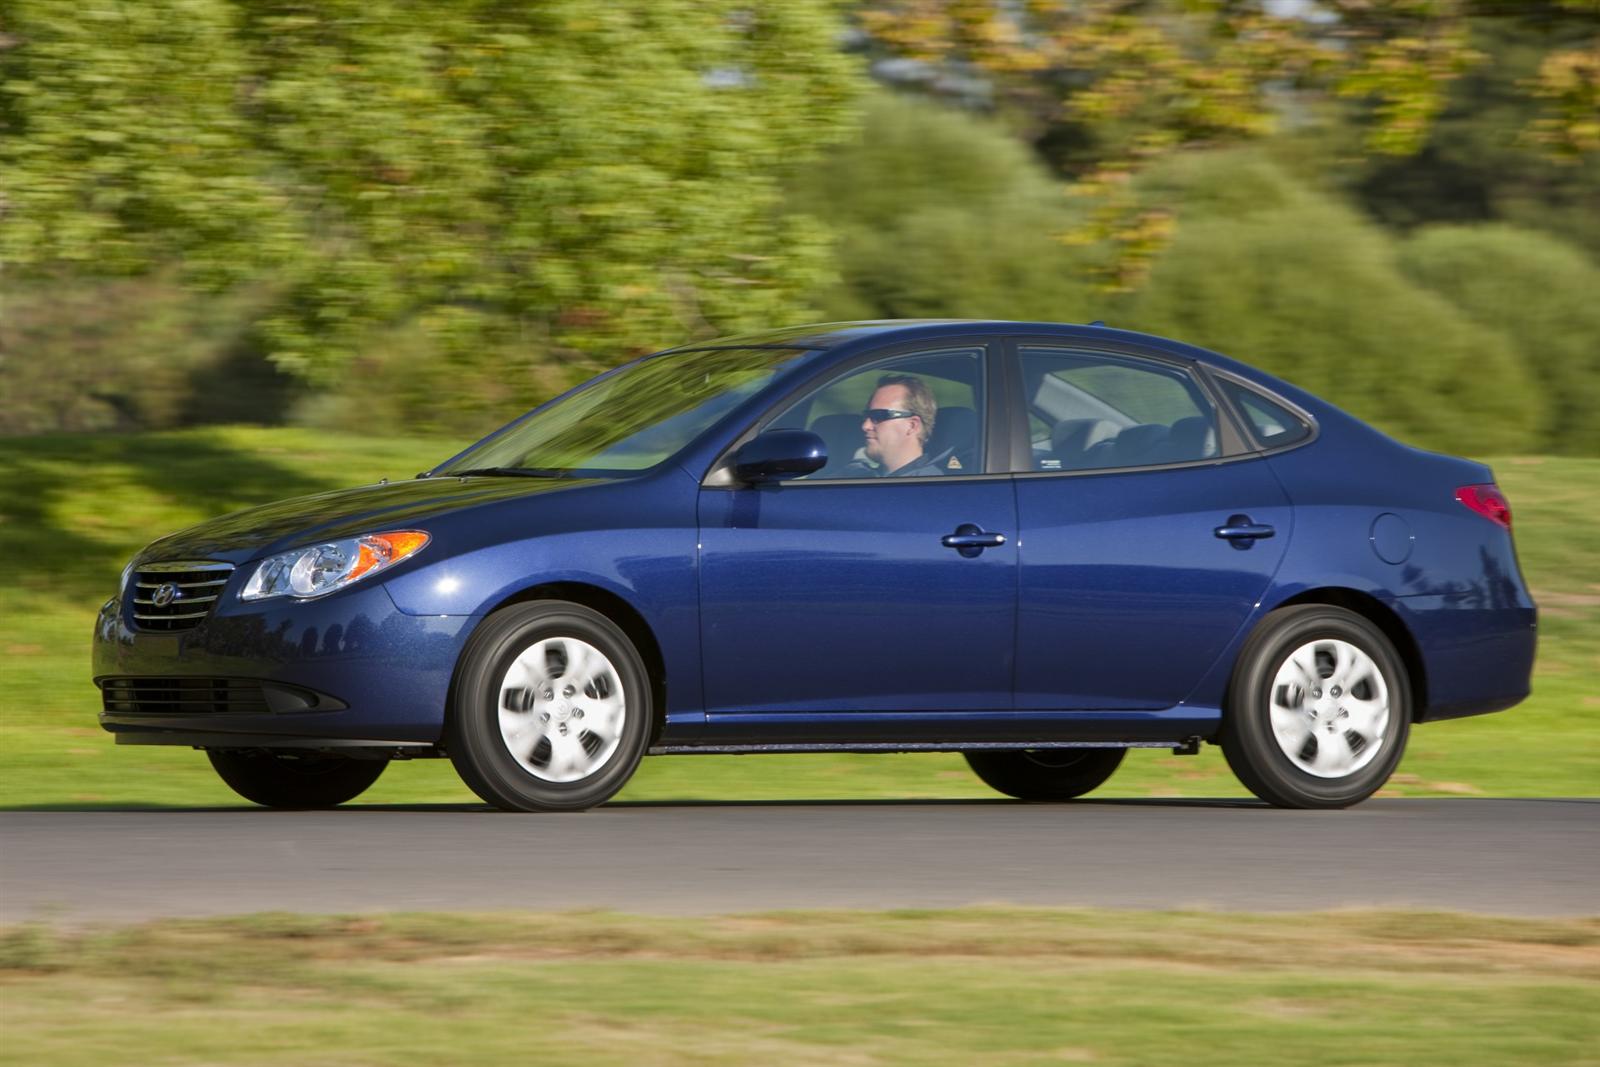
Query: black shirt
845 450 948 478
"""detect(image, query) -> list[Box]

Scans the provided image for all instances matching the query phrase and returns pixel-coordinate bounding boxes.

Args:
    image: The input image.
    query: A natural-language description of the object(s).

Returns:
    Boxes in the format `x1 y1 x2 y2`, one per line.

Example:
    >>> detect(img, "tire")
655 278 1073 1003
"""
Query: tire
1221 604 1411 809
207 750 387 809
964 748 1126 801
447 601 652 812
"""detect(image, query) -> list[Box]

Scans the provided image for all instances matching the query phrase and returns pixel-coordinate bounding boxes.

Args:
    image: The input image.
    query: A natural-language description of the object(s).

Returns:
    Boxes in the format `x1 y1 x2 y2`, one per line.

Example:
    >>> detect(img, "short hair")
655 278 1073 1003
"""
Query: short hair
877 374 937 445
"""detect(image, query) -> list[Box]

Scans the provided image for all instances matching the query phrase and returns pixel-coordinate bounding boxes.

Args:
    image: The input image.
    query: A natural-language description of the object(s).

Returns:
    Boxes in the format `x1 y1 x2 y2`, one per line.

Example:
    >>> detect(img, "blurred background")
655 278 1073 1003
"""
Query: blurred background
3 0 1597 446
0 0 1596 806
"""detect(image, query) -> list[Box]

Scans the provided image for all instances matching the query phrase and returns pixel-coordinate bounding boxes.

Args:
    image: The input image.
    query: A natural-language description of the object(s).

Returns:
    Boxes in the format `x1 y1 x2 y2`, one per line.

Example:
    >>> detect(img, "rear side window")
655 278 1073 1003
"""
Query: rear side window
1019 347 1219 472
1217 379 1313 449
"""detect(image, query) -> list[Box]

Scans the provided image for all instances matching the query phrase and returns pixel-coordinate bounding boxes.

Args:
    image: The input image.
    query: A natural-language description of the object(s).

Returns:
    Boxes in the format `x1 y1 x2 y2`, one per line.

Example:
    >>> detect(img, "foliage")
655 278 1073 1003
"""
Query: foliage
852 1 1597 286
1118 153 1544 456
1532 0 1600 159
797 113 1592 459
0 275 288 434
1400 225 1600 455
856 1 1481 157
3 4 1596 451
791 93 1099 322
1335 12 1600 260
851 1 1469 285
288 311 570 437
0 3 288 280
0 0 865 387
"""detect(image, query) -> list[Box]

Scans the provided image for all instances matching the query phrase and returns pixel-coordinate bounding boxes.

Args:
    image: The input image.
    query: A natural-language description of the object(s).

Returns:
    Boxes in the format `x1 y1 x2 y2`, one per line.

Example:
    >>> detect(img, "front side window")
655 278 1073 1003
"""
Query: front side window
1020 347 1220 472
437 347 815 477
766 347 985 480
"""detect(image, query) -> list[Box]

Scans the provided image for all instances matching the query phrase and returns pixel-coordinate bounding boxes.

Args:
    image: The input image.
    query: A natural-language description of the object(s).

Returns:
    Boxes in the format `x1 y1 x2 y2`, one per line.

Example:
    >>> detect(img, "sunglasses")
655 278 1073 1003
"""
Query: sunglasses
862 408 918 423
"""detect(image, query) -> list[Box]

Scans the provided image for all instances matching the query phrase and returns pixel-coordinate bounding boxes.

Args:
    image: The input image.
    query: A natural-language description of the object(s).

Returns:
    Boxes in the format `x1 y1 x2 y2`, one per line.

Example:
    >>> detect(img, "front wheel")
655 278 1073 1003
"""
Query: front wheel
447 601 652 812
1221 605 1411 809
207 750 387 809
964 748 1126 800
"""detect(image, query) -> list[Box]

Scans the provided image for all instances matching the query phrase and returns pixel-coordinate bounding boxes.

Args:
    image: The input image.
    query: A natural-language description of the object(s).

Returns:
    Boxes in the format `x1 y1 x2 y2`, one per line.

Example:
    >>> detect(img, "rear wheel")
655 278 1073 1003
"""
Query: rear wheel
1221 604 1411 809
964 748 1126 800
447 601 651 812
207 750 387 809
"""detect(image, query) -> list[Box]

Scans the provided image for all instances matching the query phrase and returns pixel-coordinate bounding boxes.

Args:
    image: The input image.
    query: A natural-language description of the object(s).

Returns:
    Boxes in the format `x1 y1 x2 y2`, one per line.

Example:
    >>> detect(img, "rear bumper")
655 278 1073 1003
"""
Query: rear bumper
1395 595 1538 722
93 583 478 745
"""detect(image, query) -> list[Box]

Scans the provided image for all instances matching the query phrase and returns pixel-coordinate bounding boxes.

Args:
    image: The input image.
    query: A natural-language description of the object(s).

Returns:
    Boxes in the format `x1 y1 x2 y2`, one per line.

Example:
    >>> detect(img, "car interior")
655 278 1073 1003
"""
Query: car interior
1024 350 1220 472
771 348 984 478
766 346 1226 477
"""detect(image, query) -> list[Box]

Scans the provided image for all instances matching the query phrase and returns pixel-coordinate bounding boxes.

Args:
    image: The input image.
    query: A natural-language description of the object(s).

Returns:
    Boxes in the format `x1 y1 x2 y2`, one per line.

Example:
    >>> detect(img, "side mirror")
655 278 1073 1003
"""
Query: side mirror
733 430 827 484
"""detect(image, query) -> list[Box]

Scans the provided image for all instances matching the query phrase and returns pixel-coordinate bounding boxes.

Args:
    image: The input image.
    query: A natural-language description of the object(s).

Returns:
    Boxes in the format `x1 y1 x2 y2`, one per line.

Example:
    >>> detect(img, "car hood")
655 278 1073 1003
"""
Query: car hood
139 475 602 564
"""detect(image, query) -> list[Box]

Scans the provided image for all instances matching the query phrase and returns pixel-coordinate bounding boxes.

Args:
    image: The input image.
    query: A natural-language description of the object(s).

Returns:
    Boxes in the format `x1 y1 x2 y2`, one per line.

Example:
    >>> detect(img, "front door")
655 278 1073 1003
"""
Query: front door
696 344 1017 735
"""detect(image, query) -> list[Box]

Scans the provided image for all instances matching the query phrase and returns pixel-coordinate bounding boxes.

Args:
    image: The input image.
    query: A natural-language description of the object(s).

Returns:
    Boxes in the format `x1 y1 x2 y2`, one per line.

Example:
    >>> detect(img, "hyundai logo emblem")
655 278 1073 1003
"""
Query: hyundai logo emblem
151 582 180 608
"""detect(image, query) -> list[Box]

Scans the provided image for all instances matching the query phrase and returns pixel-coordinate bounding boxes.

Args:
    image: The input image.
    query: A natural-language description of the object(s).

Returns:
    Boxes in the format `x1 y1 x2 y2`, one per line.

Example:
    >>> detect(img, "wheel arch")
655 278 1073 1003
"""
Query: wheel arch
1270 588 1429 719
446 582 669 745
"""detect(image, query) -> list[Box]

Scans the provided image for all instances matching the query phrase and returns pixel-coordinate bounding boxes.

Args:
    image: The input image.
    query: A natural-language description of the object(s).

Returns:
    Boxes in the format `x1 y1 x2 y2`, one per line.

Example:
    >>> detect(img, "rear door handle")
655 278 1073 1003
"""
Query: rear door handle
1214 514 1275 546
942 524 1007 557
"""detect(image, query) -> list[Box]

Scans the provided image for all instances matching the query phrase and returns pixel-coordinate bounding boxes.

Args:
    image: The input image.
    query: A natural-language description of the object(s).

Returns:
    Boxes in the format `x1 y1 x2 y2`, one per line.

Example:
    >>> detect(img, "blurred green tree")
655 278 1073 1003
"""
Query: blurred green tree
0 0 864 391
1340 11 1600 260
1400 225 1600 455
0 275 283 434
1118 153 1546 456
791 93 1099 322
851 1 1597 287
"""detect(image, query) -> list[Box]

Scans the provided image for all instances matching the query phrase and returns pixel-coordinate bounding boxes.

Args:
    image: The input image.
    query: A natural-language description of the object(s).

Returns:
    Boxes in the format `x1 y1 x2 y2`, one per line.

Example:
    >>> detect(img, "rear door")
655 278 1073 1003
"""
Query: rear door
1007 340 1291 710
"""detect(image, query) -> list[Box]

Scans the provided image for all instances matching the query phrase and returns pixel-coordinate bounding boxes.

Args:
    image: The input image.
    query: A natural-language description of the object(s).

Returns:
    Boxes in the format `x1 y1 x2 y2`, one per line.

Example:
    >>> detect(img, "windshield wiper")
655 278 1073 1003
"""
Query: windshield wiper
448 466 572 479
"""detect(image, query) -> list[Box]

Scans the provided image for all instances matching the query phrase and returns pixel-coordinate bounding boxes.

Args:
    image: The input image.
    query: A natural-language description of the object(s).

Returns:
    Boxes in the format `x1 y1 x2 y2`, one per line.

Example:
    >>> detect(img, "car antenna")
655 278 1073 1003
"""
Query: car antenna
1087 320 1107 327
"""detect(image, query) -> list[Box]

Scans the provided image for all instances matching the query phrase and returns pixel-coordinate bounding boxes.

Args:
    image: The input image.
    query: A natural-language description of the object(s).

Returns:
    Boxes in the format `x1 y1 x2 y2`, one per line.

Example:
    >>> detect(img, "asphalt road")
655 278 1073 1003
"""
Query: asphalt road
2 798 1594 923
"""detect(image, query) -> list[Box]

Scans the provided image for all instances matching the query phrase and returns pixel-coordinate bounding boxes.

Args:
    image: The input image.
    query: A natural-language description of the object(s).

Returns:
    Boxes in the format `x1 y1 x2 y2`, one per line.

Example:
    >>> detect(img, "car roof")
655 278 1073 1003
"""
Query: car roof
669 319 1310 404
666 320 973 351
674 319 1203 359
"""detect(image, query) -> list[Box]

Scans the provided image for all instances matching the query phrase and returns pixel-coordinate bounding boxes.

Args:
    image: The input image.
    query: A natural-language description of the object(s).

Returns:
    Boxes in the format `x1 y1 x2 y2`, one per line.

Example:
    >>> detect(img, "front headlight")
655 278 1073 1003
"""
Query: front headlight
241 530 430 602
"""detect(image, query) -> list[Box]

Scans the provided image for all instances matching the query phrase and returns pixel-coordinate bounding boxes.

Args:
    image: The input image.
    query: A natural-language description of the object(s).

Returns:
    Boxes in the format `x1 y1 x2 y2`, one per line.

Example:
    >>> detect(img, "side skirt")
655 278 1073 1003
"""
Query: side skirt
671 707 1222 750
650 738 1204 755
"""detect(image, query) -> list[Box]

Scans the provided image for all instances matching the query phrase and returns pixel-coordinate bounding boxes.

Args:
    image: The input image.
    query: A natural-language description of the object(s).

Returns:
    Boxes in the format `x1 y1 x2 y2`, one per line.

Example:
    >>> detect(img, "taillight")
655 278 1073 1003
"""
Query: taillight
1456 484 1512 529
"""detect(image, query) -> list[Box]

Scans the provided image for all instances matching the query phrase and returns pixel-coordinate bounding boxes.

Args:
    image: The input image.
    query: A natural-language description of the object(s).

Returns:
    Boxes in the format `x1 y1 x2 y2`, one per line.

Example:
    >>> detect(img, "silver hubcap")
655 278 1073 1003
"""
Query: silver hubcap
1268 638 1390 779
496 637 626 783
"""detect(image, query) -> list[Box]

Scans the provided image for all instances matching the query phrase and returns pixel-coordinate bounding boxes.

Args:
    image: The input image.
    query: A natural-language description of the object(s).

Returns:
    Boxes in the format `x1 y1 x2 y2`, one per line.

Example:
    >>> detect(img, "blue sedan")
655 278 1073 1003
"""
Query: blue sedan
93 320 1537 810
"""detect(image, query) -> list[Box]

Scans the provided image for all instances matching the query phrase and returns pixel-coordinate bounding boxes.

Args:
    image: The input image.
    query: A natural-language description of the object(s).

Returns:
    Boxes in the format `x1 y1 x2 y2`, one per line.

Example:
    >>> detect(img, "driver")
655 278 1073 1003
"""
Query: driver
849 374 945 478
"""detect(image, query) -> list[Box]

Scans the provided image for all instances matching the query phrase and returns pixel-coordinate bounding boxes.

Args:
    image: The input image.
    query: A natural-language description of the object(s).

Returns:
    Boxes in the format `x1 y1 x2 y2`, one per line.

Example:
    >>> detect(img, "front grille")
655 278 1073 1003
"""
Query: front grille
130 561 233 631
101 677 269 716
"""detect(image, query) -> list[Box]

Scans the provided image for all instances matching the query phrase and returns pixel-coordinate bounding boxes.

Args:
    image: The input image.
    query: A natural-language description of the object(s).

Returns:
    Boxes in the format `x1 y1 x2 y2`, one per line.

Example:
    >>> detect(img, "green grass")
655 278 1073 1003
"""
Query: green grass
0 428 1594 807
2 908 1596 1067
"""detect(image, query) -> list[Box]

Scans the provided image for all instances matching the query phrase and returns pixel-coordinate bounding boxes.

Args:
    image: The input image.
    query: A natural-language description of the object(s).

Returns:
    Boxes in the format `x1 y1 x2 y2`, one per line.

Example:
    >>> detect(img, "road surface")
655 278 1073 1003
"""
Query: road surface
2 798 1593 923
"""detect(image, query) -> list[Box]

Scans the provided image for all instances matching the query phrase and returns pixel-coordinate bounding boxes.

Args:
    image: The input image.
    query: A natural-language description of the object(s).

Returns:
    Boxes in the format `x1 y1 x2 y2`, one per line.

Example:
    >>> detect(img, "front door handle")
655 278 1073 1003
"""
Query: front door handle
942 523 1008 558
1214 514 1275 549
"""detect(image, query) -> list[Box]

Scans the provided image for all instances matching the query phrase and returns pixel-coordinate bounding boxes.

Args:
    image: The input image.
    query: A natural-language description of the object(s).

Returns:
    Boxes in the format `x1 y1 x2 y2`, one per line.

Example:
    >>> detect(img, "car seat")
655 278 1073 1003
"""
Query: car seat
1110 423 1170 467
1158 416 1218 463
926 406 978 471
808 412 870 477
1050 418 1120 470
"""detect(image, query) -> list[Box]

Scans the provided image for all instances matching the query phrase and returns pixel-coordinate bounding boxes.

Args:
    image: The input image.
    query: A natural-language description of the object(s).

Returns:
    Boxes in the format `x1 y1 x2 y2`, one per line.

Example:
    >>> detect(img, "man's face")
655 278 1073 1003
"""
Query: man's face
862 383 921 465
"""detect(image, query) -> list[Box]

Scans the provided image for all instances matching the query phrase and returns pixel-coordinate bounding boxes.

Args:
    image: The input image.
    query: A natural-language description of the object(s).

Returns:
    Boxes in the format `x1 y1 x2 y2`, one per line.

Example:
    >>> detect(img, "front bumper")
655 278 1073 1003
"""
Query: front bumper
93 582 479 746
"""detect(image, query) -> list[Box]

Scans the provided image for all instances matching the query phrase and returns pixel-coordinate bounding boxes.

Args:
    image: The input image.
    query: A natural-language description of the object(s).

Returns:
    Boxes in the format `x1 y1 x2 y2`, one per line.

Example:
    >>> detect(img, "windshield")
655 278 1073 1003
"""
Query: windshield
436 346 814 477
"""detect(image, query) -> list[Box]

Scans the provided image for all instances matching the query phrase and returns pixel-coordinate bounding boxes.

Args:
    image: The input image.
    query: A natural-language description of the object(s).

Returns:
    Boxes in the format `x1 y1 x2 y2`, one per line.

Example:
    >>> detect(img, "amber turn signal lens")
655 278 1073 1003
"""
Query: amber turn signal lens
348 530 431 582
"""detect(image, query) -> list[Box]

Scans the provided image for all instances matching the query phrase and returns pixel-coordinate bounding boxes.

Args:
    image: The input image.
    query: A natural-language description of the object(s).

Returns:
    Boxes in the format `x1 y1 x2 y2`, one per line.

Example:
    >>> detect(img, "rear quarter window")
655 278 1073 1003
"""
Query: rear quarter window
1218 379 1313 449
